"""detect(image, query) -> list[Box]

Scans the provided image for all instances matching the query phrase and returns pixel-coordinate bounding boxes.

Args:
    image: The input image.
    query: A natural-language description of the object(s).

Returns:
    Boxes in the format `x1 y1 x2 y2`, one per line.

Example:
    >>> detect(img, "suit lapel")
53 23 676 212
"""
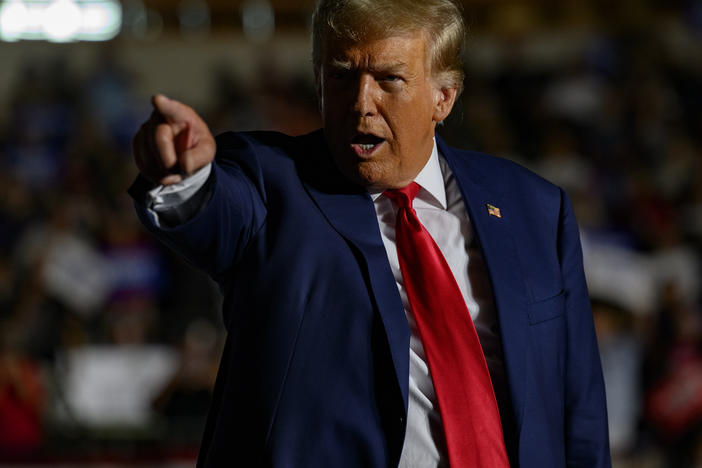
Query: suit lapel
438 136 529 436
298 132 529 444
299 132 410 410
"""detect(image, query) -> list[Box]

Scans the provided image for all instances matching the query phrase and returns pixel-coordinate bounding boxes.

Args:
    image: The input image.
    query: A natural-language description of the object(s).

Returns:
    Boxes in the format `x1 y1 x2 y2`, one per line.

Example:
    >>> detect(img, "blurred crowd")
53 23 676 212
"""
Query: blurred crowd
1 1 702 466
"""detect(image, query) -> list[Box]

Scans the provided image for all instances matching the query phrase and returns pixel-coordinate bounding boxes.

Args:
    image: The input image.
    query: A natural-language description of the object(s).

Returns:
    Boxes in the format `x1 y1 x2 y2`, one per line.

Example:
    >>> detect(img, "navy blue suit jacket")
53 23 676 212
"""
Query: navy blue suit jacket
130 129 610 468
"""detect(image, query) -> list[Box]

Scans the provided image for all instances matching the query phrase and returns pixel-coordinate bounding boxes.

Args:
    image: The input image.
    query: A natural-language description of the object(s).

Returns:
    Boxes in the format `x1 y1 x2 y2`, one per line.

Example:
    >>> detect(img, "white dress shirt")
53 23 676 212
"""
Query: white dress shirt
371 141 506 468
147 138 507 468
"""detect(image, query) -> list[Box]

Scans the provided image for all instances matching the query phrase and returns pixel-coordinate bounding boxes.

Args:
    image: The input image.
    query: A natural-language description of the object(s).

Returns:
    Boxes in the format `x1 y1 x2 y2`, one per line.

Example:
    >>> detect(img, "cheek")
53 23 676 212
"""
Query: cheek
321 89 341 116
391 107 432 144
390 92 434 131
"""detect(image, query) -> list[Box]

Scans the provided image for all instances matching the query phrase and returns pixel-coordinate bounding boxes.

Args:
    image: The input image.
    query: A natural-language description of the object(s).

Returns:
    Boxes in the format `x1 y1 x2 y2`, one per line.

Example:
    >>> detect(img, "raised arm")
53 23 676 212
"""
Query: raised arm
129 97 266 284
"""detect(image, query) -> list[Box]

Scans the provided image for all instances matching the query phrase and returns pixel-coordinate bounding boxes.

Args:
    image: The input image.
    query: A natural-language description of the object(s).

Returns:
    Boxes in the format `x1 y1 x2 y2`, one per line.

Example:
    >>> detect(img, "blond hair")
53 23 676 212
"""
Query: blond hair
312 0 466 94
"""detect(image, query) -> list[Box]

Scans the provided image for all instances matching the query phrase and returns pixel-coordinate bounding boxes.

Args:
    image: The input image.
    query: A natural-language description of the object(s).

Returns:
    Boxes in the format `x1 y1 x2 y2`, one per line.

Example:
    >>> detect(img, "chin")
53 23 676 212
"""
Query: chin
332 151 406 190
357 172 411 191
352 161 393 189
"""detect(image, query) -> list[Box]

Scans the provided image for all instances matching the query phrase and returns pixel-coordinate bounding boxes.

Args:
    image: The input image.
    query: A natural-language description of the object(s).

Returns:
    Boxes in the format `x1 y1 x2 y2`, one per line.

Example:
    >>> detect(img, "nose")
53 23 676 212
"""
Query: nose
353 74 377 117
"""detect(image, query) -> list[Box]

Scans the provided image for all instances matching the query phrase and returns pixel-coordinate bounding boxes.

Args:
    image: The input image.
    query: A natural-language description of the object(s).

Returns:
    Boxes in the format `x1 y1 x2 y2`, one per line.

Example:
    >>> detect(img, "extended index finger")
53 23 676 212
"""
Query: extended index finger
151 94 191 130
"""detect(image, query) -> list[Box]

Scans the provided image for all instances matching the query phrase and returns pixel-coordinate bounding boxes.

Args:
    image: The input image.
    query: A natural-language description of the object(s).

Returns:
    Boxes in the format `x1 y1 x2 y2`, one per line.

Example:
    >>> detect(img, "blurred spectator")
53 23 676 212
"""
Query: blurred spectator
152 319 220 446
0 327 46 460
645 284 702 468
593 299 643 457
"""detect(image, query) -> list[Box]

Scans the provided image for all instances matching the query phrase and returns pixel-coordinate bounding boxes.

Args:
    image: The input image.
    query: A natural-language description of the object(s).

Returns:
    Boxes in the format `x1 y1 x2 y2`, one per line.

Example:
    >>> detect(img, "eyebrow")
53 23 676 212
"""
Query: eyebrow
327 58 408 73
327 58 353 70
370 62 408 74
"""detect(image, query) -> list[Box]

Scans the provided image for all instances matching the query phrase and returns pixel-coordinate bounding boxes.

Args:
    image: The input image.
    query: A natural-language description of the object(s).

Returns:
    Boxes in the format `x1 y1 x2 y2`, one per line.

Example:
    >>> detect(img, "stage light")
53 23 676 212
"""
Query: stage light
0 0 29 41
80 0 121 40
43 0 82 42
0 0 122 42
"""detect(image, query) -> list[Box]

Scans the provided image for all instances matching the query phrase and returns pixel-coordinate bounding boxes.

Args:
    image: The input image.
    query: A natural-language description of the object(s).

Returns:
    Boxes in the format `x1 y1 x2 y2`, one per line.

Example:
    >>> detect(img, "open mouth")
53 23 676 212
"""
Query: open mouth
350 134 385 154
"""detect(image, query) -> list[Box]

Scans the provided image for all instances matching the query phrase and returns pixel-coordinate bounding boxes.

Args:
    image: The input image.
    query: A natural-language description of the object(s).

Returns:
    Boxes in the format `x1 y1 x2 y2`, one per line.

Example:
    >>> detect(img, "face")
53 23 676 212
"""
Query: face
317 31 457 190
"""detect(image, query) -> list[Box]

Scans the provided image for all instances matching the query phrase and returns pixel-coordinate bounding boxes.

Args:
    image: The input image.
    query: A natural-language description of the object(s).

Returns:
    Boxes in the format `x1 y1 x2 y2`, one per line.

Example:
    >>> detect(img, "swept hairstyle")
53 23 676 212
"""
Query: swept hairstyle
312 0 466 94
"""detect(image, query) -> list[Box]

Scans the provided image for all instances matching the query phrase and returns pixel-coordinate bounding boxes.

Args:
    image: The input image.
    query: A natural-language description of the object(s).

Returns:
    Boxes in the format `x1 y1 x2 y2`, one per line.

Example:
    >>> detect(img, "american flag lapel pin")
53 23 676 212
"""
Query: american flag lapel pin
486 203 502 218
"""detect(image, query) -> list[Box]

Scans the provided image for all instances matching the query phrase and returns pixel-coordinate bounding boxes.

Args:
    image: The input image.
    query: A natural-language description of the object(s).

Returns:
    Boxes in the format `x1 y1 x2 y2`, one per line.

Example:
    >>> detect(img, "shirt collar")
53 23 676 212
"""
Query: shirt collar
369 138 447 209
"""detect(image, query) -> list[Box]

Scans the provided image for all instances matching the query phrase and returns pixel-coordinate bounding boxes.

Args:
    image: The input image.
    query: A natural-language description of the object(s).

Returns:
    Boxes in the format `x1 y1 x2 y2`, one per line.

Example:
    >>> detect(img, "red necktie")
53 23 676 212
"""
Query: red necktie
385 182 509 468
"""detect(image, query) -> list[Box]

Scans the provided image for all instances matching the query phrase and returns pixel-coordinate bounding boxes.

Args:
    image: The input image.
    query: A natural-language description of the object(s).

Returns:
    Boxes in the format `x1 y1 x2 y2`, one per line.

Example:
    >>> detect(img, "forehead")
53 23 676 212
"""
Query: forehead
322 30 429 68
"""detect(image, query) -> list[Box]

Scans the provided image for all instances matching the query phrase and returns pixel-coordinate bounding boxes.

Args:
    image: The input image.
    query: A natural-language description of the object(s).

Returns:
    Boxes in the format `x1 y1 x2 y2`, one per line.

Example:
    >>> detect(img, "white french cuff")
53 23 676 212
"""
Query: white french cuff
146 163 213 228
148 163 212 211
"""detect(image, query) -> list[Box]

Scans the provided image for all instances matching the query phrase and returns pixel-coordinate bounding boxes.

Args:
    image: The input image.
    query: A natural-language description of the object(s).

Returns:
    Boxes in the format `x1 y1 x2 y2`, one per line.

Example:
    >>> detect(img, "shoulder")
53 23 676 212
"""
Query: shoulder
215 130 291 149
442 143 563 206
211 128 348 198
440 141 571 248
215 129 324 159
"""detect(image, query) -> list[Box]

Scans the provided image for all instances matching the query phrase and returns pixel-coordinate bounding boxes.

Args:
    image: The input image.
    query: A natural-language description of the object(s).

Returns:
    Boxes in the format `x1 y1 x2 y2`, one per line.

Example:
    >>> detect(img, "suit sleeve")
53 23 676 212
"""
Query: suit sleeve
558 189 612 468
129 132 267 284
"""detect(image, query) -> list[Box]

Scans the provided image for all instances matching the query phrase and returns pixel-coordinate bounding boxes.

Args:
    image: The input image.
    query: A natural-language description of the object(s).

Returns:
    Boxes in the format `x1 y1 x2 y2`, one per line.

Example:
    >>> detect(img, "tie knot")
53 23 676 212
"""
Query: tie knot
384 182 421 208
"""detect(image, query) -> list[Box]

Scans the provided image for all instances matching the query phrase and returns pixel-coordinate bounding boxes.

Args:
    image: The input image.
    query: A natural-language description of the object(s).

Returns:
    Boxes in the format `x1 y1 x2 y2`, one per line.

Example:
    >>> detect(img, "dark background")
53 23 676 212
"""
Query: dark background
1 1 701 466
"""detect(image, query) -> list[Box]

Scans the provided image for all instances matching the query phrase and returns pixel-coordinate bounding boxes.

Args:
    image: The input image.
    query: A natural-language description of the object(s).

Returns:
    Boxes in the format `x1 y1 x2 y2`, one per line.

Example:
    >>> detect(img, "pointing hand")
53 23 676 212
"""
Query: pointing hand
132 94 216 185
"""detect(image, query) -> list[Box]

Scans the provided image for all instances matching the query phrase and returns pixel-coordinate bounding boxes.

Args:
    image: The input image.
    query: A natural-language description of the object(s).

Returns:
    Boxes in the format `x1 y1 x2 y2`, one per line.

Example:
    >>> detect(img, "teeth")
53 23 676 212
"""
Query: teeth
358 144 375 150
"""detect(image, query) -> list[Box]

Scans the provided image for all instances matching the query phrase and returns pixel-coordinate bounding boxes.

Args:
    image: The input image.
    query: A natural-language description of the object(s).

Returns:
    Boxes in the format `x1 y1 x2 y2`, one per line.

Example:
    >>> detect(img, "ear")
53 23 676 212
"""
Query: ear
432 84 458 123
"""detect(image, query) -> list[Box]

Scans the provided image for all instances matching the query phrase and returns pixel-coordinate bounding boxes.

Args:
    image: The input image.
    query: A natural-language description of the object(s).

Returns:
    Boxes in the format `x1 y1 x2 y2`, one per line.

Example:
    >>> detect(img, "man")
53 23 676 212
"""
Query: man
130 0 611 466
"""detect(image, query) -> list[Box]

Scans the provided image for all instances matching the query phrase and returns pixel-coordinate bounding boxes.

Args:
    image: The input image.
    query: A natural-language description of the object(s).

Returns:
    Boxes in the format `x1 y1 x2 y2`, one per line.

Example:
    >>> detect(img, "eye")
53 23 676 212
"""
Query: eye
327 69 348 80
381 74 401 82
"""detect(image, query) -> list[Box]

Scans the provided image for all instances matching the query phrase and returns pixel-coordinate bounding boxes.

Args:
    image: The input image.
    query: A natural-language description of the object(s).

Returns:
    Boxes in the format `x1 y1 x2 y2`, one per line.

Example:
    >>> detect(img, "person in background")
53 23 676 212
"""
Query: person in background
0 327 45 460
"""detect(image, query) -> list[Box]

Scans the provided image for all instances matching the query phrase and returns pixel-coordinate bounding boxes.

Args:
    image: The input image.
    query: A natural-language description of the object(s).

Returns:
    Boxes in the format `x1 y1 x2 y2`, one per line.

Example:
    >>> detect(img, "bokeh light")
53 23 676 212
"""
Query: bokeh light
0 0 121 42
